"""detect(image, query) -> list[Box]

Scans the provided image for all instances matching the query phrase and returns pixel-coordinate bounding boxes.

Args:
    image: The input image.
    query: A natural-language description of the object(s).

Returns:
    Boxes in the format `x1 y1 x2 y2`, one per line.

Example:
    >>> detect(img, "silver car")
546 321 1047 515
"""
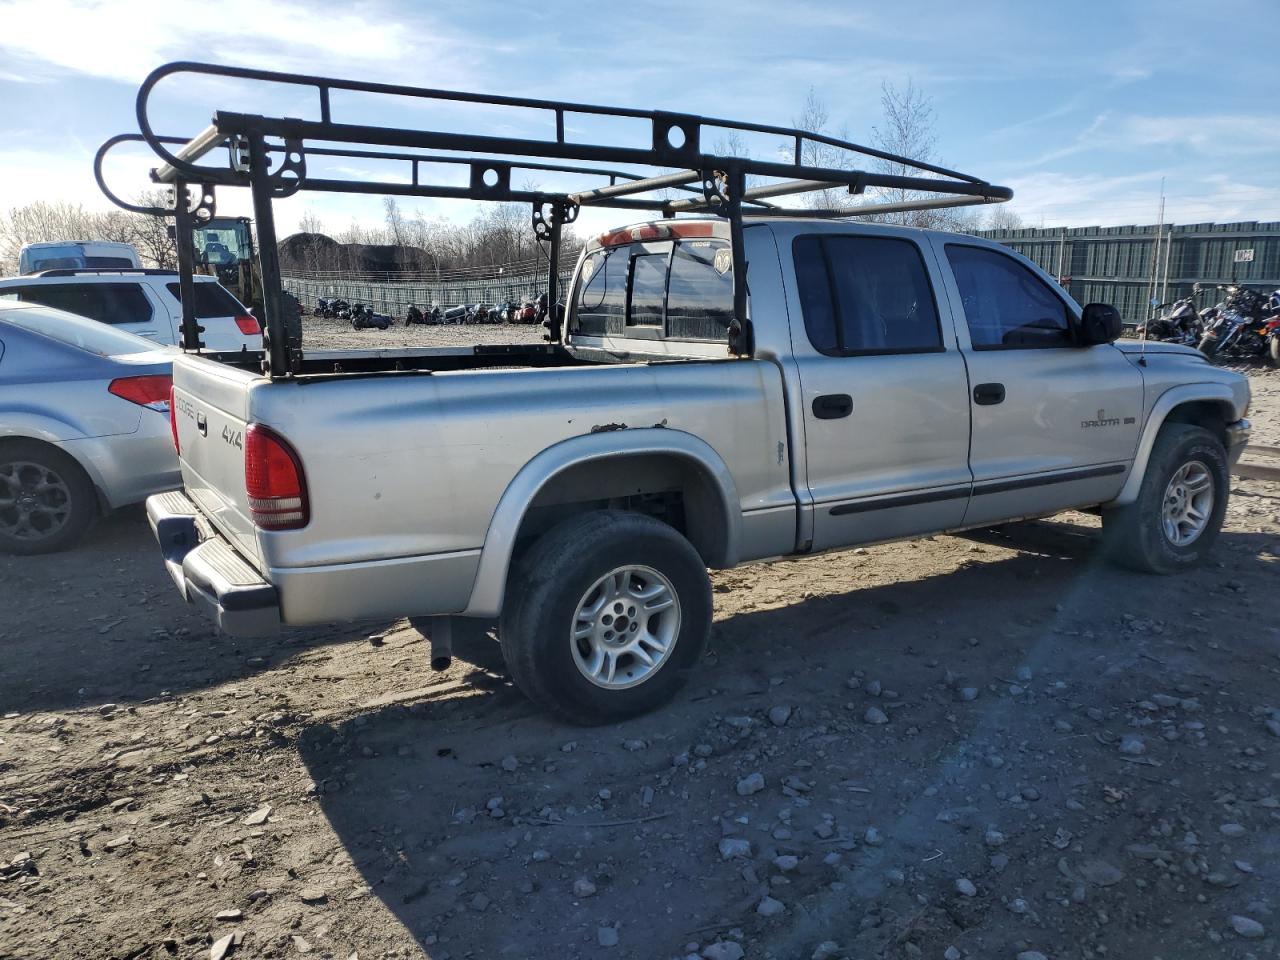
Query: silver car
0 301 178 554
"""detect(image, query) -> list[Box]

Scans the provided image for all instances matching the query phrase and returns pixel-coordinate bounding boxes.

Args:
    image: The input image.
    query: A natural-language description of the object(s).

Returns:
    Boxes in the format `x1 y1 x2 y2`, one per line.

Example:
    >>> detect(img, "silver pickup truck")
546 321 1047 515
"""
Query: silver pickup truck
147 217 1250 722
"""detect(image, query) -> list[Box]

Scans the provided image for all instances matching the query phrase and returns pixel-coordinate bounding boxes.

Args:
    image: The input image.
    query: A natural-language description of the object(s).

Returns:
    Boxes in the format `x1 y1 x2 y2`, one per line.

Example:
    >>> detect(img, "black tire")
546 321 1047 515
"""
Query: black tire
499 510 712 725
0 440 97 555
1101 424 1228 574
1268 335 1280 368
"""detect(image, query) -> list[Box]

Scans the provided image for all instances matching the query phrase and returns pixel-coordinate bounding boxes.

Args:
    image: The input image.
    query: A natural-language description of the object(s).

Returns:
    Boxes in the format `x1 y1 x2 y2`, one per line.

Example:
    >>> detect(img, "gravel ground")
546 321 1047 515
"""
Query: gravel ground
300 315 547 351
1 370 1278 960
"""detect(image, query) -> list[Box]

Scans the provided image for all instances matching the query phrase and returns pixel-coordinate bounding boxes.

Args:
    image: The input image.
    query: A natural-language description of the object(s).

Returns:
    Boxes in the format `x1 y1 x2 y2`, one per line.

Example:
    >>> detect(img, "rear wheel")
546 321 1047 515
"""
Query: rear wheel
1102 424 1227 574
0 441 97 555
499 510 711 724
1268 335 1280 368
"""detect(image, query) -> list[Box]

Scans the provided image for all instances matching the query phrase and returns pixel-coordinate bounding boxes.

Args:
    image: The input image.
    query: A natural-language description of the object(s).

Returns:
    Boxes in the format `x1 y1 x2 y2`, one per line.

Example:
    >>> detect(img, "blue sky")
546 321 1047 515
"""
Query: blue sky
0 0 1277 238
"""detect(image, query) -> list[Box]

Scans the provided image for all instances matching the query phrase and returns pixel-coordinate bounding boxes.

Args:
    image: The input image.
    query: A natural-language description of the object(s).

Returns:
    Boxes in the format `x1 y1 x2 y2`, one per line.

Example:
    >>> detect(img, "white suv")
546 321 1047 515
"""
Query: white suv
0 269 261 352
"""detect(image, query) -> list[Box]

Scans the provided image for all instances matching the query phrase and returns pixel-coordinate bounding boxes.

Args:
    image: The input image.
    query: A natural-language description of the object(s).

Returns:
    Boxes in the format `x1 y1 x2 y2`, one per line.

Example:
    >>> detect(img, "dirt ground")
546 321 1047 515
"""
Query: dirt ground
2 364 1278 960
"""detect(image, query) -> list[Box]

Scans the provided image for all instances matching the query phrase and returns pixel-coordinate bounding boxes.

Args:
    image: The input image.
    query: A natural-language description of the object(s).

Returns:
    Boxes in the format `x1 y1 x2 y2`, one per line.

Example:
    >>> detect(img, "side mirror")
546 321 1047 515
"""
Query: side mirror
1079 303 1122 346
1192 282 1202 294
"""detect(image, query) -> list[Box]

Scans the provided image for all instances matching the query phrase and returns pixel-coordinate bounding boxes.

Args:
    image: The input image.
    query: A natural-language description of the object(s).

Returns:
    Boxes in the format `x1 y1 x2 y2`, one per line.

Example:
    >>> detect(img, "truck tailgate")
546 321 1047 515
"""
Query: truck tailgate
171 355 263 567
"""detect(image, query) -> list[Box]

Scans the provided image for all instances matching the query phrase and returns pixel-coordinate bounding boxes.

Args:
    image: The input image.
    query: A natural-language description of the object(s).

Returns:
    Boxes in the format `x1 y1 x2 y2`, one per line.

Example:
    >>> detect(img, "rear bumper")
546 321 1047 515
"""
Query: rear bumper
147 490 281 636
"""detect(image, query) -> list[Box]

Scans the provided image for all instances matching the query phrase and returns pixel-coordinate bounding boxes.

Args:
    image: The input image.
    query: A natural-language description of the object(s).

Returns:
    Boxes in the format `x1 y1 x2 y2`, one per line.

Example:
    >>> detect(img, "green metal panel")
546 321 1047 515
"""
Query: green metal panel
977 220 1280 323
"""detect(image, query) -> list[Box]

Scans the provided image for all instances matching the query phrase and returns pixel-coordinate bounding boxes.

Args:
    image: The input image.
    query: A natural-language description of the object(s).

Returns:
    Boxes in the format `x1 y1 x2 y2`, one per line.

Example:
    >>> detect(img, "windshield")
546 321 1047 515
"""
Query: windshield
194 221 252 266
0 303 165 357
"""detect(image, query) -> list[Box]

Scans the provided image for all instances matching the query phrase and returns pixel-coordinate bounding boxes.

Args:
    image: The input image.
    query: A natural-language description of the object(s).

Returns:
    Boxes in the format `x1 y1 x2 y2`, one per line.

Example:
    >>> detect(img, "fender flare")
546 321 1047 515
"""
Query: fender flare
1109 383 1239 506
462 428 742 617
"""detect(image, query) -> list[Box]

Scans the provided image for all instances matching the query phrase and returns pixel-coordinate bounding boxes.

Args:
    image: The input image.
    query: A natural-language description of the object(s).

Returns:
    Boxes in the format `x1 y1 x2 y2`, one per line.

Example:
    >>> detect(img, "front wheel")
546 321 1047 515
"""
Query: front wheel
1268 335 1280 368
1101 424 1228 574
499 511 712 724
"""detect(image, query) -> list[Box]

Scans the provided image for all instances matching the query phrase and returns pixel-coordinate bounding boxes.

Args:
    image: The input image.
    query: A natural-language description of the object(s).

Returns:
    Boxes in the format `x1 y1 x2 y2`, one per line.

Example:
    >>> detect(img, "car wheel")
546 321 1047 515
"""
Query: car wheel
499 510 711 725
0 440 97 555
1102 424 1228 574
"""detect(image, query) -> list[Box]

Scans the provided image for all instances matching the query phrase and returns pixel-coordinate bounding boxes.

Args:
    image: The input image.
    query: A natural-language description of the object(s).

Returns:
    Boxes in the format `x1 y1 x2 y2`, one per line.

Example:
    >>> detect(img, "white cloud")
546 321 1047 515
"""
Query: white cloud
1001 169 1280 228
0 0 467 84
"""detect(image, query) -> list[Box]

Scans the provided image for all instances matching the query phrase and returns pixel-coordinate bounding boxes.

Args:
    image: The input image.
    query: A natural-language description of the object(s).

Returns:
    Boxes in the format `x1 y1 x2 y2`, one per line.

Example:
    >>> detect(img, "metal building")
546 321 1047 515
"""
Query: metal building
977 221 1280 323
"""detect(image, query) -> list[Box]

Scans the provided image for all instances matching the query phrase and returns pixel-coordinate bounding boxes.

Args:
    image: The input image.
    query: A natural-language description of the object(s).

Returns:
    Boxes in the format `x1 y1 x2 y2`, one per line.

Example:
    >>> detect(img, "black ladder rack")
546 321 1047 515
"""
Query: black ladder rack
96 61 1013 378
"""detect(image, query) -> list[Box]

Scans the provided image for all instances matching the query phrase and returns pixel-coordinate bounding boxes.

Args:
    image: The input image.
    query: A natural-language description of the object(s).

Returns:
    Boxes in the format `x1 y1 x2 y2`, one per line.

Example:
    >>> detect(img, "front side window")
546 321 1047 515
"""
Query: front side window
793 235 942 355
945 245 1072 349
5 283 153 326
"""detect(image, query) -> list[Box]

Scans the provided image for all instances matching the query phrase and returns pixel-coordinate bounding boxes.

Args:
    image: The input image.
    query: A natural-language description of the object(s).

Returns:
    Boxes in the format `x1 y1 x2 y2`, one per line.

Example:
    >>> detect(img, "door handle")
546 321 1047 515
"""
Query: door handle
196 412 208 436
812 393 854 419
973 382 1005 405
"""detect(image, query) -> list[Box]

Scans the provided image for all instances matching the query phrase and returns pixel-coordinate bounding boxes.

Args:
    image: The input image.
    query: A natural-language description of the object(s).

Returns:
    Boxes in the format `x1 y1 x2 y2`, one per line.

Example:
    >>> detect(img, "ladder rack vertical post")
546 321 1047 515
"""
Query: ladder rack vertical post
247 133 289 376
172 180 202 352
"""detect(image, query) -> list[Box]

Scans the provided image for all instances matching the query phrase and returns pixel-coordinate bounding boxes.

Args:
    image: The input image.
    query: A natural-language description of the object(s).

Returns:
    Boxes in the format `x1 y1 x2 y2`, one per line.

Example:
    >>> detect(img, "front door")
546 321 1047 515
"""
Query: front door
786 230 974 552
932 240 1143 527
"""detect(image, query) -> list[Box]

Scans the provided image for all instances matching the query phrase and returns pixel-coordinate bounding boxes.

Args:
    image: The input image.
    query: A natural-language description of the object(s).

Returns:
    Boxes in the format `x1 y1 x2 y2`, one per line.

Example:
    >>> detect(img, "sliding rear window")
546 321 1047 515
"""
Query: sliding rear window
574 239 733 342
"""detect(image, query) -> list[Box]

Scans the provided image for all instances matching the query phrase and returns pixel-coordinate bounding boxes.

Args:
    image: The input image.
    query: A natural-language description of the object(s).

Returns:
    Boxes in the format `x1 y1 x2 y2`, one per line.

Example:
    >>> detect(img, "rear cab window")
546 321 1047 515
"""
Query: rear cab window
166 281 246 318
572 227 733 345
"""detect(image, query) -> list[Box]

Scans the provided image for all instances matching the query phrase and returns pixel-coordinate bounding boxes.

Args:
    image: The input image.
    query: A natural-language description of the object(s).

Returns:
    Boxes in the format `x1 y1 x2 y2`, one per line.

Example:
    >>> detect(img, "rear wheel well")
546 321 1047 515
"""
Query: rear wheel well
513 454 731 570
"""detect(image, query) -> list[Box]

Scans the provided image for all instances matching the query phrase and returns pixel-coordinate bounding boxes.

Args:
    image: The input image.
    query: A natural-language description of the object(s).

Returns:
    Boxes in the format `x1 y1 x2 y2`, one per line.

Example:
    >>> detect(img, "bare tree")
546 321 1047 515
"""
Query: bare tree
983 205 1023 232
862 80 978 231
125 190 177 269
789 87 853 212
383 197 408 246
0 199 170 273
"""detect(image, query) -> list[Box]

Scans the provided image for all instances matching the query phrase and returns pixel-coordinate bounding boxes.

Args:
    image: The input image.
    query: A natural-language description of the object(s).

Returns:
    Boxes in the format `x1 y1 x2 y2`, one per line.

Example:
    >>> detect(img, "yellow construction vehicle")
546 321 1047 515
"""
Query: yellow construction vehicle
193 216 263 315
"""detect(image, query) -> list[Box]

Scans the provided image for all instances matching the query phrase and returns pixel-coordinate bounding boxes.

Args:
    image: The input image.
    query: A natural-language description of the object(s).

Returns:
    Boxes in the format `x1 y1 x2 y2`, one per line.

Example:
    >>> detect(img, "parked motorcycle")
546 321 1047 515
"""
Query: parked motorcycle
350 303 394 330
441 304 468 324
1197 286 1276 363
1136 284 1205 345
405 304 425 325
515 298 538 324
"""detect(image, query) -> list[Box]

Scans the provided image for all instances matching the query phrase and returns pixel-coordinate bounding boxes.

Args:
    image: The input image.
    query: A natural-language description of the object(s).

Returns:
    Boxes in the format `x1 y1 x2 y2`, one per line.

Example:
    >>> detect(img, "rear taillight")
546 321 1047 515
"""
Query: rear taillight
244 424 308 530
235 314 262 335
169 385 180 452
109 374 172 412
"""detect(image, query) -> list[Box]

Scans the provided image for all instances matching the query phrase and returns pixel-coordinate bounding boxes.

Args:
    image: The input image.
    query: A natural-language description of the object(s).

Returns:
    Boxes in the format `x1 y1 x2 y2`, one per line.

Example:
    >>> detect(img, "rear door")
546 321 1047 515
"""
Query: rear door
786 230 973 552
3 281 173 343
933 240 1142 526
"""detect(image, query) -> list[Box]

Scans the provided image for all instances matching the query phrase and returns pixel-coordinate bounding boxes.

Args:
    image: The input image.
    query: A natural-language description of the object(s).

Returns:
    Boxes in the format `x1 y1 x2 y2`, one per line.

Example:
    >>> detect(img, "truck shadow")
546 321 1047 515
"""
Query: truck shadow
0 508 399 714
295 520 1278 959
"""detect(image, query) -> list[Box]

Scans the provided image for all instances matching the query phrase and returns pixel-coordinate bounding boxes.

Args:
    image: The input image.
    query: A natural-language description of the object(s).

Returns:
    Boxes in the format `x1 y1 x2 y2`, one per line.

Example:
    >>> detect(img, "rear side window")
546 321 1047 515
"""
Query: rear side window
2 283 153 326
793 235 942 355
166 282 244 318
945 245 1072 349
